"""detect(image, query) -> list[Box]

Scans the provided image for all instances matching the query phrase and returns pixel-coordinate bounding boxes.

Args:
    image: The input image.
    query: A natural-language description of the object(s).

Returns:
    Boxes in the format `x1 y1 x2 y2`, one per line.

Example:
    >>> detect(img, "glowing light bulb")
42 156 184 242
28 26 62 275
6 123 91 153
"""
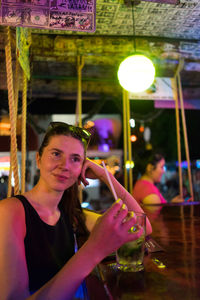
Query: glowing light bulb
117 54 155 93
129 118 135 128
130 134 137 142
125 160 135 169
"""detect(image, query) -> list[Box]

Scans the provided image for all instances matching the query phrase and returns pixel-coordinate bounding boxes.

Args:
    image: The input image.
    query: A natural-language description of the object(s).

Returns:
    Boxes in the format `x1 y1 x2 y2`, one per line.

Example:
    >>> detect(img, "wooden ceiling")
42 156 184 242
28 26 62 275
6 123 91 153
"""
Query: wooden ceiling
0 0 200 116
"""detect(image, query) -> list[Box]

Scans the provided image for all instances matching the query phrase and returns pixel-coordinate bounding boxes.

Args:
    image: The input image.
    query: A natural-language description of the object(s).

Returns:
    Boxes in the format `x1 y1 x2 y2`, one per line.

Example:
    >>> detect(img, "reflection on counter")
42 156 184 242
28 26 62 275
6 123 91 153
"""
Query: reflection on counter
89 203 200 300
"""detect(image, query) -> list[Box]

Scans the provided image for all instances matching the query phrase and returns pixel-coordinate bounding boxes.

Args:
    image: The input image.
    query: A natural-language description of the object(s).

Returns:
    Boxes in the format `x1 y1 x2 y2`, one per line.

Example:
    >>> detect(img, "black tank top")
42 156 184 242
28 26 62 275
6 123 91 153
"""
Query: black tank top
15 195 75 293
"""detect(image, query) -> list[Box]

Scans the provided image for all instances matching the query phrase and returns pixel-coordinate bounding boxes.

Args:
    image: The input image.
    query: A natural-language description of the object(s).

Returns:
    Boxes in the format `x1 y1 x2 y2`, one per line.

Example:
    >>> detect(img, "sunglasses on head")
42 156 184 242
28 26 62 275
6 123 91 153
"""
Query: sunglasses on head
49 121 91 145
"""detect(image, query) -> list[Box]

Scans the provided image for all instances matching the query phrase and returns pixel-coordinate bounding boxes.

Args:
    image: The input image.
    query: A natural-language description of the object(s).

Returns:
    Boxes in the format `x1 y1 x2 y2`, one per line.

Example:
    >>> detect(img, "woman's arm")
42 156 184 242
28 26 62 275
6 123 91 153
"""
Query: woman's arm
0 198 141 300
81 159 152 235
171 195 185 203
0 198 30 300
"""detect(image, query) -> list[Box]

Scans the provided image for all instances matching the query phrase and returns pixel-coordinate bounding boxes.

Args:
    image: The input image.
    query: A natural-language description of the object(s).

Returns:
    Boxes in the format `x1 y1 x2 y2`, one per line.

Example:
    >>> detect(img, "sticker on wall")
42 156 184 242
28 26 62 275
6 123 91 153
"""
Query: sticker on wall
0 0 96 32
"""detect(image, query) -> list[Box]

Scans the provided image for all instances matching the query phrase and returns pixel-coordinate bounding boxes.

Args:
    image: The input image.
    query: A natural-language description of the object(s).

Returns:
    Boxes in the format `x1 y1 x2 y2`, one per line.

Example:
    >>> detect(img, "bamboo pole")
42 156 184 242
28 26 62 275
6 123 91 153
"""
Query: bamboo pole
76 55 84 127
126 90 133 193
21 71 27 194
75 55 84 203
173 77 183 198
177 73 194 200
123 89 128 190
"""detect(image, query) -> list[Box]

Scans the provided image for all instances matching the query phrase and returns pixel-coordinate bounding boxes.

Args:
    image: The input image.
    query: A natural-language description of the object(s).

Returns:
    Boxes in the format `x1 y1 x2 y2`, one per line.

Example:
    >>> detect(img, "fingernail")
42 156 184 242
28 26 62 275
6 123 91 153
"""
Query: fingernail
122 203 127 210
116 198 122 204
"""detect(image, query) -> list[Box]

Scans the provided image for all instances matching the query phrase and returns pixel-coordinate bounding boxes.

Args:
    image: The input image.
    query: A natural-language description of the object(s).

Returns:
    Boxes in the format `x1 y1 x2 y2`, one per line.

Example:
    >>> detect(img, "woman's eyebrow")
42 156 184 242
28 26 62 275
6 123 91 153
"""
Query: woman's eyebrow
49 148 84 157
71 153 84 158
49 148 63 153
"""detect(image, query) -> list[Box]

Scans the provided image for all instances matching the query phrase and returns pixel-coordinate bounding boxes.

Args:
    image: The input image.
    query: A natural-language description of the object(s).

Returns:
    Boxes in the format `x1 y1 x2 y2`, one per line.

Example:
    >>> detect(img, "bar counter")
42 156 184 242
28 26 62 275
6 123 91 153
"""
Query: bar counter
86 202 200 300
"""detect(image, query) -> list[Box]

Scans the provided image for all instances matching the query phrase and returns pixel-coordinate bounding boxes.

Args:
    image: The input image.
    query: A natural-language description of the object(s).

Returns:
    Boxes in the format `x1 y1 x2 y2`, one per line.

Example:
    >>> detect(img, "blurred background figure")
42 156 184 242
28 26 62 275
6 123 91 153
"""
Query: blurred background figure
98 155 122 211
25 169 32 192
33 169 40 186
0 175 8 200
193 169 200 202
132 151 184 205
162 167 180 201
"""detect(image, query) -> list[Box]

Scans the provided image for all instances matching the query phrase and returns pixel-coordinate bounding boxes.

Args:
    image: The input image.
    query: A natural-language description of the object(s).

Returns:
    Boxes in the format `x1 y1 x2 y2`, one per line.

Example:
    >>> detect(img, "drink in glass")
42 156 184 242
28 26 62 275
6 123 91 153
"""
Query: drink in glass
116 212 146 272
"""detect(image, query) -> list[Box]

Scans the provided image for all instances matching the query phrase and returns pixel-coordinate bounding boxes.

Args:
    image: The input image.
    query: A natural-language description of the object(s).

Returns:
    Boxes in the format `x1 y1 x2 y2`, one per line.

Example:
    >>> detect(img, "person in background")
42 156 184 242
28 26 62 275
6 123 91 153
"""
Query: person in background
25 170 32 192
33 169 40 186
0 122 152 300
0 175 8 200
132 151 184 205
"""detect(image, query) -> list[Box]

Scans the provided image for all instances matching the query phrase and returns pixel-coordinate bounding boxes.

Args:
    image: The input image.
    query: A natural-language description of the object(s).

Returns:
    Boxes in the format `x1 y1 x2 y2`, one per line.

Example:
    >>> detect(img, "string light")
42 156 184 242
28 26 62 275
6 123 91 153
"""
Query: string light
130 134 137 142
129 118 135 128
125 160 134 169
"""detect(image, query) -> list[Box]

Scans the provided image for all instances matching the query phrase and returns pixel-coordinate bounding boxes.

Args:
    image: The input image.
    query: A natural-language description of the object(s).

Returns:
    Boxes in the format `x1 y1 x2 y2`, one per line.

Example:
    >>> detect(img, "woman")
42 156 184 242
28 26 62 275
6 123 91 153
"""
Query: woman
0 122 152 300
132 152 184 205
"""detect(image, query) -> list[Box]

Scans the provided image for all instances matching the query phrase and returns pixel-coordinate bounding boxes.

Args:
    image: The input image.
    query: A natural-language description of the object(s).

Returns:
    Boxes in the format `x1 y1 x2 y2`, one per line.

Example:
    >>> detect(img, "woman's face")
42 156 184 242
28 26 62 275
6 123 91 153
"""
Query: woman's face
151 158 165 183
37 135 85 193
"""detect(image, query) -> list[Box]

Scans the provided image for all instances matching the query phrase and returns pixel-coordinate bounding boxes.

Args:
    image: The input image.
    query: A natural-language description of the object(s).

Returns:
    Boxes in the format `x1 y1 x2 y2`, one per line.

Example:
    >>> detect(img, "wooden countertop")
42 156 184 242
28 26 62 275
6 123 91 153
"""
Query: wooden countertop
85 203 200 300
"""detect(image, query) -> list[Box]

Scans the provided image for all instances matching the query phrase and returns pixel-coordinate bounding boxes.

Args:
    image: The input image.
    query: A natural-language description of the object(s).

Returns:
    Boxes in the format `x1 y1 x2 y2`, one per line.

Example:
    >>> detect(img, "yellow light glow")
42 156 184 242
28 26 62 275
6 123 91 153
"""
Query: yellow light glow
84 120 94 129
117 54 155 93
125 160 134 169
139 126 144 132
0 123 11 129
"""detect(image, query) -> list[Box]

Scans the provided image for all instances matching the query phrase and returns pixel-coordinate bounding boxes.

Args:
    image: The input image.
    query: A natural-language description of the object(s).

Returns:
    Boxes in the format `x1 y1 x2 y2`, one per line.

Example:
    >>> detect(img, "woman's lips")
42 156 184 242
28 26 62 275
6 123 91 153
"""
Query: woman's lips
53 174 69 181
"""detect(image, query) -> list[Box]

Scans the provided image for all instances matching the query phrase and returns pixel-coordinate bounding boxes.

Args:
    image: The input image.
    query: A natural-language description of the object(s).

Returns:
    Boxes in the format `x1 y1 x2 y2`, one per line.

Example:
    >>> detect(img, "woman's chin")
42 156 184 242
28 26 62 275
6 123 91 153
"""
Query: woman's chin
53 182 75 192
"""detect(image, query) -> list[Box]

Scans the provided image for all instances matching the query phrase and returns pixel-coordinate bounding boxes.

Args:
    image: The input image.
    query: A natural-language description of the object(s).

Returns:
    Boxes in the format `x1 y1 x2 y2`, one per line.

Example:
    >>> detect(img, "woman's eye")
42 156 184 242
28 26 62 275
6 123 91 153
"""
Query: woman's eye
52 151 61 158
72 156 81 163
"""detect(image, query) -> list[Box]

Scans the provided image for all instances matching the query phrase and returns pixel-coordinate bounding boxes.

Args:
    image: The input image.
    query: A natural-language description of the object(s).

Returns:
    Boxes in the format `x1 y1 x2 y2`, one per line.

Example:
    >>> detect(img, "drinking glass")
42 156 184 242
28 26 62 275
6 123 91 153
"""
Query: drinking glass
116 212 146 272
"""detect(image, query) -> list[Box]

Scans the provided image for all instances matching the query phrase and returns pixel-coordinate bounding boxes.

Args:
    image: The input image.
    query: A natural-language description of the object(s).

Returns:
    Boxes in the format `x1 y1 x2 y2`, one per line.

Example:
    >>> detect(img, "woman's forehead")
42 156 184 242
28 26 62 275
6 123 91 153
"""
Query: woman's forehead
47 135 85 153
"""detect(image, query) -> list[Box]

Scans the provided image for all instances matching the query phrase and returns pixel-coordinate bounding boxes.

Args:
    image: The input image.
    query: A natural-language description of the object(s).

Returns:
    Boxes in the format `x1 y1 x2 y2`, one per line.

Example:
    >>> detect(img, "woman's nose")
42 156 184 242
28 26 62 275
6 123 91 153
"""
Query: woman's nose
59 157 69 169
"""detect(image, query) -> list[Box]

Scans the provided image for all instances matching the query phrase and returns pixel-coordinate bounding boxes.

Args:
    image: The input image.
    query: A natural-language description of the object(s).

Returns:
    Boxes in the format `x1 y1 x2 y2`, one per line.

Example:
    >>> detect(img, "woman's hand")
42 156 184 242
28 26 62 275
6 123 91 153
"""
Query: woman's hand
79 158 104 186
171 195 184 203
84 199 142 262
79 158 152 236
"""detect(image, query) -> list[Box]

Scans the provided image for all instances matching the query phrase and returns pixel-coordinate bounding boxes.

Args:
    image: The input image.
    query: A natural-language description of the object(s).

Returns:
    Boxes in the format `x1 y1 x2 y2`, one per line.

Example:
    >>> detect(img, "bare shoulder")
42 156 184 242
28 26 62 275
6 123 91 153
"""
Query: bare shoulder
83 209 101 232
0 197 26 237
0 196 24 216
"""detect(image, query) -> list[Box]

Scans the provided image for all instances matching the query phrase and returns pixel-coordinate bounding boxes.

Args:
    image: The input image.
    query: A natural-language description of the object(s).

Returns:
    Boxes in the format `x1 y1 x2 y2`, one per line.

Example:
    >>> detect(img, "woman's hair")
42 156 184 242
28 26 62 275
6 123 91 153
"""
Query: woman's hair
136 150 165 176
39 122 91 156
59 186 90 248
38 122 91 246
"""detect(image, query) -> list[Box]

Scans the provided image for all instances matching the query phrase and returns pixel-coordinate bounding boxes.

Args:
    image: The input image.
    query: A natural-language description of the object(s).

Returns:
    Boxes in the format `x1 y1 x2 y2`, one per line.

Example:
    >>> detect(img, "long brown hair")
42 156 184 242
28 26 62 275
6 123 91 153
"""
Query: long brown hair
38 122 91 246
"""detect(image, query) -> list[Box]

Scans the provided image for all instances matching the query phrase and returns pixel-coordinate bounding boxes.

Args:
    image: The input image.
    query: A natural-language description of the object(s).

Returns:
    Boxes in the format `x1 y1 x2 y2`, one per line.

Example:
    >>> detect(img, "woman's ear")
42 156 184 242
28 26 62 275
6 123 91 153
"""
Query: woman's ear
36 152 40 169
146 163 153 174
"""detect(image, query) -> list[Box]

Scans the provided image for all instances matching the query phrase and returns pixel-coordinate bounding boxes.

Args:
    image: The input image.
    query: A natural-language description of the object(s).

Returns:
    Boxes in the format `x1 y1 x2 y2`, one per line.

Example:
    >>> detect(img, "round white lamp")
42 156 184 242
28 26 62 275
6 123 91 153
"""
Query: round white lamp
117 54 155 93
